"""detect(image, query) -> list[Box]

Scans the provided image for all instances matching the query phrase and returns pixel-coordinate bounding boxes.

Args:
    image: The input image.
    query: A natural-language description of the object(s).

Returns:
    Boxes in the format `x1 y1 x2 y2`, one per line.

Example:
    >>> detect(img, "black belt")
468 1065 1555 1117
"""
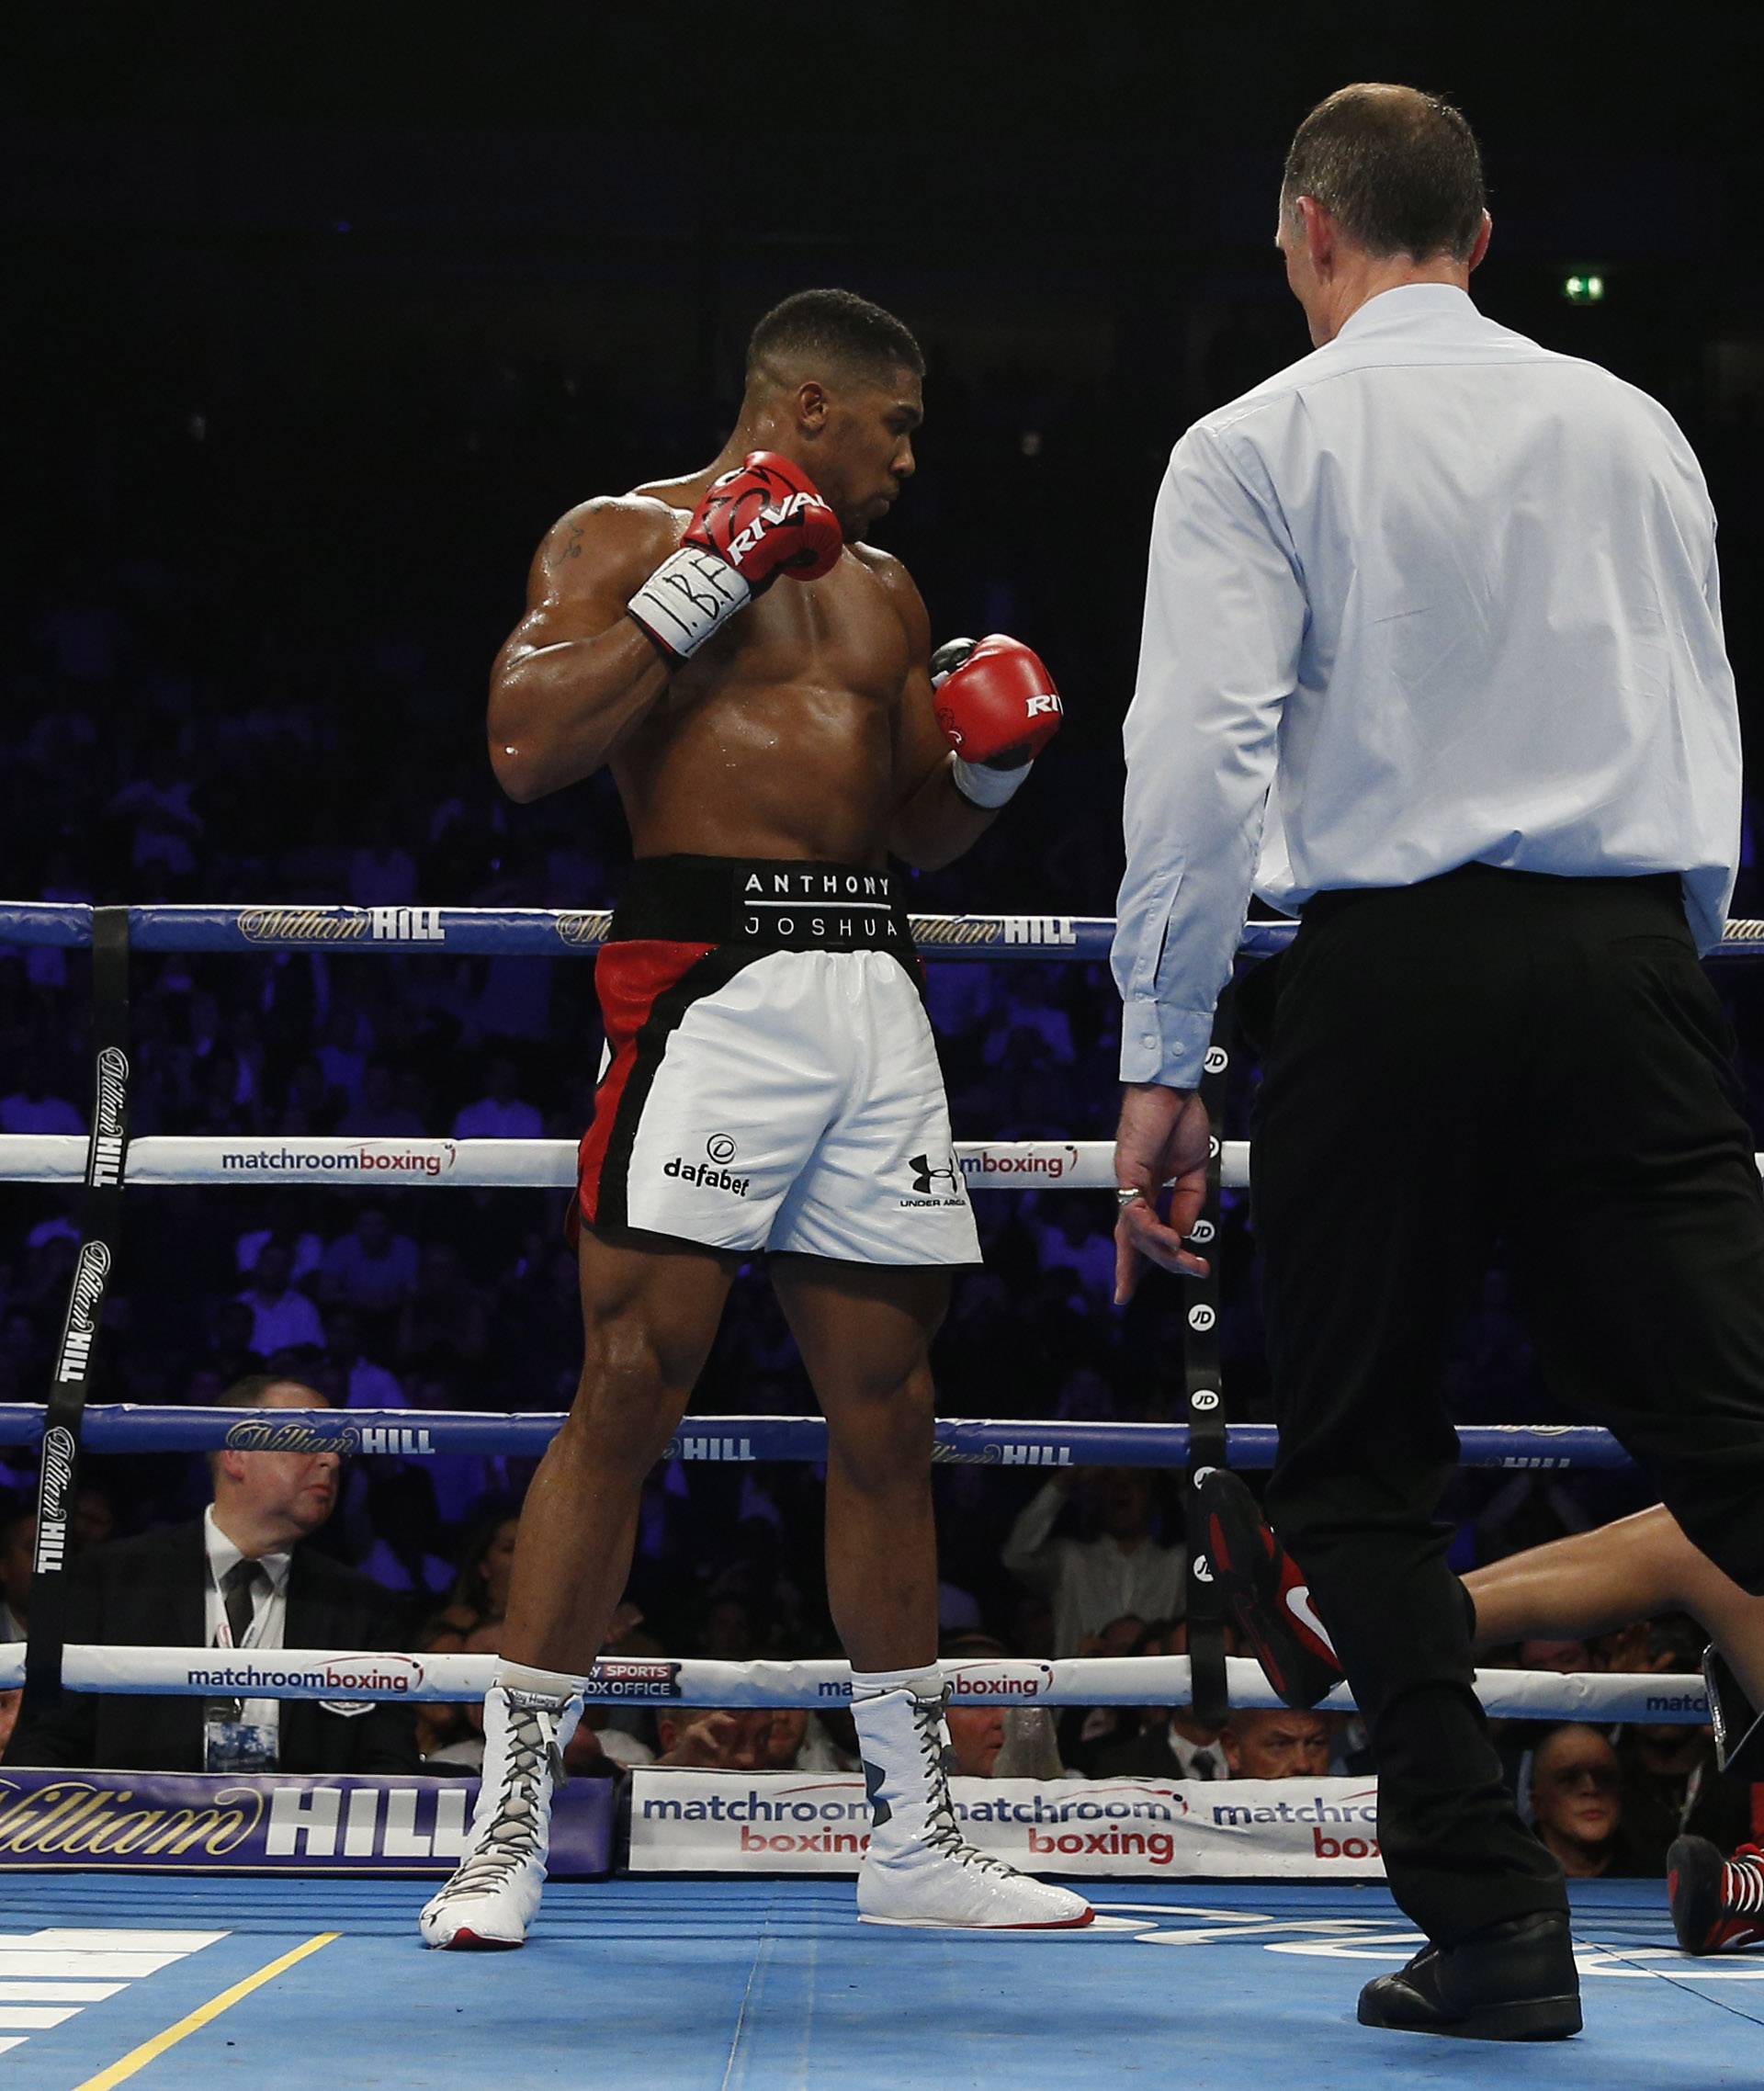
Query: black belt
609 854 915 955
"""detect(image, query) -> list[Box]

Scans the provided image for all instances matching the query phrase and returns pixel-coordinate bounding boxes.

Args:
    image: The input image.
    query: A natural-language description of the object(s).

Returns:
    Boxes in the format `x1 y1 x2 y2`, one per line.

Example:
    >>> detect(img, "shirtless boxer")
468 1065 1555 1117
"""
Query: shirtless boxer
1202 1469 1764 1953
420 288 1089 1947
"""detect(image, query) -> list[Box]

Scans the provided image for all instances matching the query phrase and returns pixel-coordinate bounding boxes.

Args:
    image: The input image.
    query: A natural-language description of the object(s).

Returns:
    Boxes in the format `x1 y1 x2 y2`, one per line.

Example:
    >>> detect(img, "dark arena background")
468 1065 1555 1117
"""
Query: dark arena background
3 6 1764 2085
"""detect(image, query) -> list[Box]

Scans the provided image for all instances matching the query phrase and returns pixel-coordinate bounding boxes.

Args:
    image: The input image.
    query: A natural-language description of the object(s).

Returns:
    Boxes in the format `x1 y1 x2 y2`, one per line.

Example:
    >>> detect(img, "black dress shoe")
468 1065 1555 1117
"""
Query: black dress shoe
1357 1912 1581 2040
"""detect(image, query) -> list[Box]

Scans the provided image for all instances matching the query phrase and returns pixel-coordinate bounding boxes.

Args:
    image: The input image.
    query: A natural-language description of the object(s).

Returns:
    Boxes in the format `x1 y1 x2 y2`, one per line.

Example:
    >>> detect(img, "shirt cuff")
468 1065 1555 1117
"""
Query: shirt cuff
1118 1000 1214 1089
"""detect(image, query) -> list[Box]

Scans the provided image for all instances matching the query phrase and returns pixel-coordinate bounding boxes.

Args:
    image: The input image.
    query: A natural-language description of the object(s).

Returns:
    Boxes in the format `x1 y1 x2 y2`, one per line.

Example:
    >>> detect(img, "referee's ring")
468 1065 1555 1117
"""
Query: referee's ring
0 895 1758 2088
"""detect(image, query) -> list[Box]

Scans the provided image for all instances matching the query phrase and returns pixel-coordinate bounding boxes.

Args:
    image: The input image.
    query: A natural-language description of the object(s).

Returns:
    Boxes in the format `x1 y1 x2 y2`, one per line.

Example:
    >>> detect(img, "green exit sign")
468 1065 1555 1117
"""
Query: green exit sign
1563 272 1605 304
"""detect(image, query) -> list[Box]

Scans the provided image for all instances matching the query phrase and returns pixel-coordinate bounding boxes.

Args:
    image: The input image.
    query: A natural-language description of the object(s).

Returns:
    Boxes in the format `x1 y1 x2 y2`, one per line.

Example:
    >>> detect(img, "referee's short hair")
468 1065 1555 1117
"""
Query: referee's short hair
1283 83 1486 264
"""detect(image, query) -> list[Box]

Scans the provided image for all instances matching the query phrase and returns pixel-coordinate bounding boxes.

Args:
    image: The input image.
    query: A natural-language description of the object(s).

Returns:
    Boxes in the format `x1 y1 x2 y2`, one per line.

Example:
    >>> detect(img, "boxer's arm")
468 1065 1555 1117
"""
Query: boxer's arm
488 498 683 803
867 552 1002 871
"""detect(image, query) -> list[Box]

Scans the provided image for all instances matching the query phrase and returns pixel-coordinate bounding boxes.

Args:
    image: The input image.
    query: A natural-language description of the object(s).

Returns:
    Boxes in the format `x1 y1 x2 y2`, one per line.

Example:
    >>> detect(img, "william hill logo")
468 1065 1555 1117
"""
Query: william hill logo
0 1780 264 1859
555 910 614 948
236 907 444 944
663 1434 754 1463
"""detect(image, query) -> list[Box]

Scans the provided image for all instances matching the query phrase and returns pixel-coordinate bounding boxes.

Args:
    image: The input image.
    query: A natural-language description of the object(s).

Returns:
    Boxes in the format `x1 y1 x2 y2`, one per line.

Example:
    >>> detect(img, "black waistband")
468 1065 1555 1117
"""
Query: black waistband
1302 863 1685 931
609 855 914 954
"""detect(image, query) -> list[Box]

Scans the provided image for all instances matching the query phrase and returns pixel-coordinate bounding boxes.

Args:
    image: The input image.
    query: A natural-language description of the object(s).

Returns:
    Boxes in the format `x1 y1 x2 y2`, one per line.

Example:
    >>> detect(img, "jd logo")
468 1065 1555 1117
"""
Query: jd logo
910 1153 959 1196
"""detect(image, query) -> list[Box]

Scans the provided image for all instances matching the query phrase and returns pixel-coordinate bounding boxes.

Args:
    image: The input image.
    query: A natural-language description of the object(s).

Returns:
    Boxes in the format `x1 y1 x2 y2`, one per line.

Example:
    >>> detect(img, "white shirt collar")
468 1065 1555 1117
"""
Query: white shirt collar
204 1504 292 1594
1334 281 1478 344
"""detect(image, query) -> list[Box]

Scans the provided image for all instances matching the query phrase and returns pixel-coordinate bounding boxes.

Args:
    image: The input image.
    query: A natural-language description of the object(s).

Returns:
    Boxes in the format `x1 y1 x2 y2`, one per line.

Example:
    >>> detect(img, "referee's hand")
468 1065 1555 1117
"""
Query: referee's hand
1114 1082 1213 1304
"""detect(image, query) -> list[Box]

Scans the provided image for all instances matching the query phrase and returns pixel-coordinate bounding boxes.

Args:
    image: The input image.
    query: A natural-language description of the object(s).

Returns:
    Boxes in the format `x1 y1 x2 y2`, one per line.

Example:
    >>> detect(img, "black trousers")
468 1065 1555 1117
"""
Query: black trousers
1256 865 1764 1943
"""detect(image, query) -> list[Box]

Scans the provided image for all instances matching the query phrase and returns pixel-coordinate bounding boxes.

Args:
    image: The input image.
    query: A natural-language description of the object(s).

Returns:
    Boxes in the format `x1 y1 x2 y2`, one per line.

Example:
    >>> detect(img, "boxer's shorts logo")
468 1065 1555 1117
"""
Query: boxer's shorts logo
664 1156 751 1196
706 1134 738 1166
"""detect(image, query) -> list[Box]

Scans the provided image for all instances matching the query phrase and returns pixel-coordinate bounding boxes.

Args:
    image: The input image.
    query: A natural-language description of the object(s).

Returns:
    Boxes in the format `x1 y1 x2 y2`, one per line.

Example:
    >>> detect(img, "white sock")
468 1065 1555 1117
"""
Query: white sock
495 1659 587 1701
849 1663 944 1703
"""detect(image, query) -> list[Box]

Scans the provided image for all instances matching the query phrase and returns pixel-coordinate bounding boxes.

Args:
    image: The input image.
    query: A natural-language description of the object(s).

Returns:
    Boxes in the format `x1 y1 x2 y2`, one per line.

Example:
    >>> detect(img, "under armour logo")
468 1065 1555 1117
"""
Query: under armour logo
910 1153 958 1195
862 1757 891 1827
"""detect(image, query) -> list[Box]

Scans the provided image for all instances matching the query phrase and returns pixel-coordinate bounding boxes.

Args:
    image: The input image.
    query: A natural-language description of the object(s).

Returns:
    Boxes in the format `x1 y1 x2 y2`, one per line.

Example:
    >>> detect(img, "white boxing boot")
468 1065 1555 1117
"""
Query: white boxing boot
419 1679 582 1950
853 1684 1093 1929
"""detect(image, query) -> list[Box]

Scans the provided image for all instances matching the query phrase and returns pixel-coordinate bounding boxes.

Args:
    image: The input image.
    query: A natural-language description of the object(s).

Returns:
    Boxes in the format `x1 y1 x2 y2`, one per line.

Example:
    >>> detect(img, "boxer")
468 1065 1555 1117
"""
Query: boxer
421 288 1085 1947
1203 1470 1764 1956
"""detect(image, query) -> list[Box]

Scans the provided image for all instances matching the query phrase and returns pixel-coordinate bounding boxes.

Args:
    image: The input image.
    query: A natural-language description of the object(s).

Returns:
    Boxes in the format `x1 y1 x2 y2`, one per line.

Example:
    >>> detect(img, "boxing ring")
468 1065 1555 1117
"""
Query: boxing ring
2 897 1763 2087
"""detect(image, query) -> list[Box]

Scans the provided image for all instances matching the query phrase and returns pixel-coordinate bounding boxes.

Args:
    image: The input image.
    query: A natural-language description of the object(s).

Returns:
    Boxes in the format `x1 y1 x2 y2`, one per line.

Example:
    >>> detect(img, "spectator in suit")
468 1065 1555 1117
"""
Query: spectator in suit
10 1373 419 1774
1220 1708 1332 1780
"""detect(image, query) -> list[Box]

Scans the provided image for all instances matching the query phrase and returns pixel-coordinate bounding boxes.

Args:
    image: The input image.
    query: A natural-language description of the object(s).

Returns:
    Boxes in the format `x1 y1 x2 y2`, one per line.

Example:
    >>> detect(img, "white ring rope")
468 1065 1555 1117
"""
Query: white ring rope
6 1132 1764 1192
1 1645 1708 1724
0 1135 1235 1192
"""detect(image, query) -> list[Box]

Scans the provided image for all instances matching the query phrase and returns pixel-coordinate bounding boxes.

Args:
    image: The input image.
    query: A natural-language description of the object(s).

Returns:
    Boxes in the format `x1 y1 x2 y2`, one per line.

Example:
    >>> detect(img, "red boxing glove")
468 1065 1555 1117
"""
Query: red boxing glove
687 451 842 589
932 634 1064 765
628 451 842 662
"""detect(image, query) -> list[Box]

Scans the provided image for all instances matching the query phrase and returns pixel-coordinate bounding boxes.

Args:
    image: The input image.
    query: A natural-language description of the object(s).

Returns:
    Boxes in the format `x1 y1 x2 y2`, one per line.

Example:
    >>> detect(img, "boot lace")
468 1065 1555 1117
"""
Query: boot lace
910 1693 1013 1879
434 1701 563 1902
1724 1844 1764 1917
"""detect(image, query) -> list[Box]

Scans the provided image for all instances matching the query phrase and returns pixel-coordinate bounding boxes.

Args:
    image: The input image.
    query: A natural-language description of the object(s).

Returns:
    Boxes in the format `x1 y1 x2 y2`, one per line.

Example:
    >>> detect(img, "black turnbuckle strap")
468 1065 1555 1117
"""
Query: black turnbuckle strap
1182 989 1234 1733
27 905 130 1706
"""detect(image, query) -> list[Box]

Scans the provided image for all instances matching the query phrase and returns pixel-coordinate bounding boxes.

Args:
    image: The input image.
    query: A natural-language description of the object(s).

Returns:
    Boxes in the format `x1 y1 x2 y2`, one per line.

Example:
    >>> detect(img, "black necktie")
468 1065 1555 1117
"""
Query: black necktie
220 1559 265 1648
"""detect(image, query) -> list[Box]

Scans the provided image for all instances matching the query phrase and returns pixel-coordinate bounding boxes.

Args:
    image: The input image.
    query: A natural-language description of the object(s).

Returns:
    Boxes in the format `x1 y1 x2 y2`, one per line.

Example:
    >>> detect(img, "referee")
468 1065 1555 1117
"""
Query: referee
1112 84 1757 2040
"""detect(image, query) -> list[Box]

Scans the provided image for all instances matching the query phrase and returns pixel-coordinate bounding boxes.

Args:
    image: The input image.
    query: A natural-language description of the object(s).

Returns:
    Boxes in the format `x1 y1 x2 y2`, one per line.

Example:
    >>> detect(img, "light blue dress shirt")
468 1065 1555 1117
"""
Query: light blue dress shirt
1114 283 1741 1088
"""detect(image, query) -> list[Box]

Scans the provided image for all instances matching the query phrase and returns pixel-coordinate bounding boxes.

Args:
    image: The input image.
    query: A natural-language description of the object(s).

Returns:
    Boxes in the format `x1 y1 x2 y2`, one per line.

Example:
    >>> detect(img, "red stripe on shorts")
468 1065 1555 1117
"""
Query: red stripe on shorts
572 939 718 1238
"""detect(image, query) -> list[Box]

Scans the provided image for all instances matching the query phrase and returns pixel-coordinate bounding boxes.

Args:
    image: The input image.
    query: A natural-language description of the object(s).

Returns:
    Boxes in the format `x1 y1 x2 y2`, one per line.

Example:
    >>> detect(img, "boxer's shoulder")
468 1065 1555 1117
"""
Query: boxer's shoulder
527 492 684 600
849 543 930 650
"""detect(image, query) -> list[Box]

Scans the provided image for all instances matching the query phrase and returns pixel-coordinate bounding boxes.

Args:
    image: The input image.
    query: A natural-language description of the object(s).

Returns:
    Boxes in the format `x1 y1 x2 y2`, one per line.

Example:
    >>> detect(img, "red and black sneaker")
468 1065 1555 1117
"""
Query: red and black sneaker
1197 1467 1344 1711
1668 1836 1764 1955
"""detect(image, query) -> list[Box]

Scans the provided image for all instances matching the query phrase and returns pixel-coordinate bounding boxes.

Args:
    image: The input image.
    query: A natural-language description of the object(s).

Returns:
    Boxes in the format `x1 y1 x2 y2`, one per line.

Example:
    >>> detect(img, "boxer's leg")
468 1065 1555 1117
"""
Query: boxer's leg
500 1226 736 1673
770 1253 1090 1928
769 1255 943 1674
1466 1505 1764 1706
423 1228 732 1950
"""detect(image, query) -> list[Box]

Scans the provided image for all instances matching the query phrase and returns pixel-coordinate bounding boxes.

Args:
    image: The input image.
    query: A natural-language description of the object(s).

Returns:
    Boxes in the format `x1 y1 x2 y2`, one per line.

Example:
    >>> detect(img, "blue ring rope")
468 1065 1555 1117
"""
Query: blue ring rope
0 1406 1633 1469
6 900 1764 964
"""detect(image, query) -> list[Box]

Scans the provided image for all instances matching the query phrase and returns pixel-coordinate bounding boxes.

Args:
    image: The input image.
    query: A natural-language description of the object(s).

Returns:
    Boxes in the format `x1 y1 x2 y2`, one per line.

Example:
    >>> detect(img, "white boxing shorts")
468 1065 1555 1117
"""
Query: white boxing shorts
572 856 980 1265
